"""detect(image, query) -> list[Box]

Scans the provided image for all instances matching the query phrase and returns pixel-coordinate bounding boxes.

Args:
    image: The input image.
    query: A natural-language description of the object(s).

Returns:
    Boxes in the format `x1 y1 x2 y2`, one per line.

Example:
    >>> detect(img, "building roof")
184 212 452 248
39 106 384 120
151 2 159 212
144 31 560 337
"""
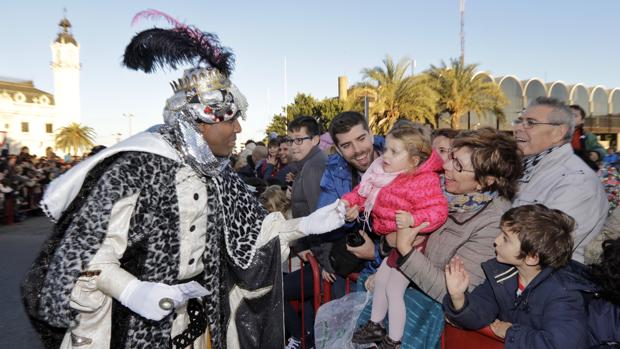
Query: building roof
0 79 55 105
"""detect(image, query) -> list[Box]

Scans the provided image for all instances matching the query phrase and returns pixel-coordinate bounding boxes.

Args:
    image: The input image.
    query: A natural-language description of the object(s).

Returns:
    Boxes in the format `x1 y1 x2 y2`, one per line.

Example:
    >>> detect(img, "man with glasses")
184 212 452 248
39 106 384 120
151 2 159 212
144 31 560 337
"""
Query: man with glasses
286 116 327 218
512 96 608 263
283 116 327 349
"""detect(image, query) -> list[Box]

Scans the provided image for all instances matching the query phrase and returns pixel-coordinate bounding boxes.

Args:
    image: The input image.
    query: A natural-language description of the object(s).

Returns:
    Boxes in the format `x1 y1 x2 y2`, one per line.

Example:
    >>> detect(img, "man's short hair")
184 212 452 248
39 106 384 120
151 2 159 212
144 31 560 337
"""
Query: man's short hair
288 116 321 137
500 204 575 268
569 104 586 119
432 128 459 140
528 97 575 142
328 111 369 146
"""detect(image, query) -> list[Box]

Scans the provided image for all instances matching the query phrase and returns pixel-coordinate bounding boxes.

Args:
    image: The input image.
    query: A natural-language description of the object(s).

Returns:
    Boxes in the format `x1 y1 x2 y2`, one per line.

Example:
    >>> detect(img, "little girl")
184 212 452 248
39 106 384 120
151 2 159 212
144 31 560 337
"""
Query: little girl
343 124 448 348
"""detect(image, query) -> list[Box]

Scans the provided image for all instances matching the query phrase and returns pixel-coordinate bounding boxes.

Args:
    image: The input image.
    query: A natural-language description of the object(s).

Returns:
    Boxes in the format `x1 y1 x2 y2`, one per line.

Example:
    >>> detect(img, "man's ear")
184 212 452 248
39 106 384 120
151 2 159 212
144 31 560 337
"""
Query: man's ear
524 253 540 267
312 135 320 146
552 124 569 144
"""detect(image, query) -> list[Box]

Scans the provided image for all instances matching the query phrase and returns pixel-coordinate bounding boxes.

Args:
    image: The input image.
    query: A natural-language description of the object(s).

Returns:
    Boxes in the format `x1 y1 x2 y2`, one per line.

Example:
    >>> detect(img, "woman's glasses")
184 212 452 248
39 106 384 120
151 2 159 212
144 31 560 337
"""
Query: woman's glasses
448 150 475 173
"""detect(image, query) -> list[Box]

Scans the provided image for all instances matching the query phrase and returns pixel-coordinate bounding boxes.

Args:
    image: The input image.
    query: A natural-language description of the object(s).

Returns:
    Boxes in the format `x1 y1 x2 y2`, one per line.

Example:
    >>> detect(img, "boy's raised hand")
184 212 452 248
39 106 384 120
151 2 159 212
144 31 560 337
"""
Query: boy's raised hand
445 256 470 311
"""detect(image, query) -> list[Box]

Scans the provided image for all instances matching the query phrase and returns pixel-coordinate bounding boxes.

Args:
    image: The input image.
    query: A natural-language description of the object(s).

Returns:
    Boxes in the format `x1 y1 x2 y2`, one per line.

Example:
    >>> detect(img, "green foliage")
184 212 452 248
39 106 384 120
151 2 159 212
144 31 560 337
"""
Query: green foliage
55 122 96 155
349 56 438 134
426 58 508 129
265 93 346 137
264 56 509 135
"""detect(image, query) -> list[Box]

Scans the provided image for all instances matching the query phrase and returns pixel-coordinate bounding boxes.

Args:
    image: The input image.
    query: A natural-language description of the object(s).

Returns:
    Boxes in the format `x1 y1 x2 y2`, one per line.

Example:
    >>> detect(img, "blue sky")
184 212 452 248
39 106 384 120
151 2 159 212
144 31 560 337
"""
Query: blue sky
1 1 619 146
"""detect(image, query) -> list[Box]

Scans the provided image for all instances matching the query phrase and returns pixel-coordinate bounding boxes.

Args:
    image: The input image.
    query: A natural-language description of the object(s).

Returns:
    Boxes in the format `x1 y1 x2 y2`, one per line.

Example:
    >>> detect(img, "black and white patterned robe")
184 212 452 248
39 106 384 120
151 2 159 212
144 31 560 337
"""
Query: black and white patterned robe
22 147 296 349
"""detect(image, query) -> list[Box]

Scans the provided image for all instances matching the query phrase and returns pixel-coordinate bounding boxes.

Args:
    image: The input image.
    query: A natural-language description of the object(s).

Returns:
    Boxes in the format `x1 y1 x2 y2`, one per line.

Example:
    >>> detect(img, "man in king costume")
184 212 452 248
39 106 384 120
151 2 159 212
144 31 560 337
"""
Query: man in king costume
21 10 345 349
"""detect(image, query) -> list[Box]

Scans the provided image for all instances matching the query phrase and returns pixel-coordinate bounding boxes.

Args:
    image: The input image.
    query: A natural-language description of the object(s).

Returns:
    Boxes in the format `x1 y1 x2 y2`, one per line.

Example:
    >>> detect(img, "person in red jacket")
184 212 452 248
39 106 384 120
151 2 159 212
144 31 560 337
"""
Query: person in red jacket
343 123 448 348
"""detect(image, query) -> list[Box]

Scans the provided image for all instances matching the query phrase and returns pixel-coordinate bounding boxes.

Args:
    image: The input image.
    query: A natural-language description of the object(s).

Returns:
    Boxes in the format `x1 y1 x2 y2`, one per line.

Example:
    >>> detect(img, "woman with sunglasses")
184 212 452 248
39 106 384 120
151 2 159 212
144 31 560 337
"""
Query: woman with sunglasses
363 128 522 347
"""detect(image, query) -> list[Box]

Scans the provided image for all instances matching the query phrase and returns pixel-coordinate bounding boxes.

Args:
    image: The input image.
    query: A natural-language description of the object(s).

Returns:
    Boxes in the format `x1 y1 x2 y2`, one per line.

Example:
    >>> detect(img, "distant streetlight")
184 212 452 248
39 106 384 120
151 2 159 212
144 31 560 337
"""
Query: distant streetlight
123 113 135 136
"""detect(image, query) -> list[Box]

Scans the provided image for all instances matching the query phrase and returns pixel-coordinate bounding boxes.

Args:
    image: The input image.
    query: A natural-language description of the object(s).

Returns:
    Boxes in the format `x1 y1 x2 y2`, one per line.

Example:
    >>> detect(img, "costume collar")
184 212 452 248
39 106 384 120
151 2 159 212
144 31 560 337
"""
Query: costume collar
41 131 180 223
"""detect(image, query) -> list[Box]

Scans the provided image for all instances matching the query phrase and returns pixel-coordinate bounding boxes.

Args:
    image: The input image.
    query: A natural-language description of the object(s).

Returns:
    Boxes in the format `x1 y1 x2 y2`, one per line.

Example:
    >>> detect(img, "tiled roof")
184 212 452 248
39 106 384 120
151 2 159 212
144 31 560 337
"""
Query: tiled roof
0 80 55 105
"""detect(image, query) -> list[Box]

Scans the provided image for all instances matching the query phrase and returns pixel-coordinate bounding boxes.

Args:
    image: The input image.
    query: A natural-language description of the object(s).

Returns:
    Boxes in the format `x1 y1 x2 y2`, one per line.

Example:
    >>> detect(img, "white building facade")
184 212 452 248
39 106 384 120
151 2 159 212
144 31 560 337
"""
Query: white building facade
0 16 81 156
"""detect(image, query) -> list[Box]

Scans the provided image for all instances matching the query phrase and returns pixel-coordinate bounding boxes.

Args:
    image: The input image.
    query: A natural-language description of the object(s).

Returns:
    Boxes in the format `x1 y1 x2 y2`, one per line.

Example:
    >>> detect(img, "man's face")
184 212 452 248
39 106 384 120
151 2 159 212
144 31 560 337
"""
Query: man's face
494 226 523 266
333 124 375 172
513 105 566 156
278 143 290 164
287 127 319 162
196 117 242 157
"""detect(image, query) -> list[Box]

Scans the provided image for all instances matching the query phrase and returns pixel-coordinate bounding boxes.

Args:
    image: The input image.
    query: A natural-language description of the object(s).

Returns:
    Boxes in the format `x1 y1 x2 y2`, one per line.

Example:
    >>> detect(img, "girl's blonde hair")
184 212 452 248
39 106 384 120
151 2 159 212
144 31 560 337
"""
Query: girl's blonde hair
259 185 290 214
387 122 432 163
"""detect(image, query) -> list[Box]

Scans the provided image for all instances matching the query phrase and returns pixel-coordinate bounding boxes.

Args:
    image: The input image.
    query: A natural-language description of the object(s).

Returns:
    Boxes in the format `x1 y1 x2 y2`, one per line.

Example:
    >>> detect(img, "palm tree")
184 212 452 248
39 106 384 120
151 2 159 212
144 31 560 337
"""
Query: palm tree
353 56 438 134
427 58 507 129
55 122 96 156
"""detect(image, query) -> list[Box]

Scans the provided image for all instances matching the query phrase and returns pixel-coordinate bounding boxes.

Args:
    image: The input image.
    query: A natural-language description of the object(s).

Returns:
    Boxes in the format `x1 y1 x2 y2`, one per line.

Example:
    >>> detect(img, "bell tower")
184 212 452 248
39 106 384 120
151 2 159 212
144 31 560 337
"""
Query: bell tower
51 13 81 126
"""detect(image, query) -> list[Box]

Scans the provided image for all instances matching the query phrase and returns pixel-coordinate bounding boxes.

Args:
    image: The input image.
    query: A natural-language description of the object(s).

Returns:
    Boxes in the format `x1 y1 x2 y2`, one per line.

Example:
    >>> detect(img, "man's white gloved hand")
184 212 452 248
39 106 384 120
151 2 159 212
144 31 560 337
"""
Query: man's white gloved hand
119 280 208 321
298 199 346 235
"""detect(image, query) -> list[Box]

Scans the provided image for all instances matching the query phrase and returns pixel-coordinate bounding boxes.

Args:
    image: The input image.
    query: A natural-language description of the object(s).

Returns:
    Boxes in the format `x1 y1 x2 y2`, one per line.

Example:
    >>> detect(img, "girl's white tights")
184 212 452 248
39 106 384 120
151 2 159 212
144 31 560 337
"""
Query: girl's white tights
369 258 409 341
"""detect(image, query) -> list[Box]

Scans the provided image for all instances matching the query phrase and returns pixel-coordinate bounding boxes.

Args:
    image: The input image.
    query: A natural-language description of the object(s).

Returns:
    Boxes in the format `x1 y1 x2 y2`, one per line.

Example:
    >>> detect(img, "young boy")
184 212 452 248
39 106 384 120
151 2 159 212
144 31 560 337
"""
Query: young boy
443 204 591 349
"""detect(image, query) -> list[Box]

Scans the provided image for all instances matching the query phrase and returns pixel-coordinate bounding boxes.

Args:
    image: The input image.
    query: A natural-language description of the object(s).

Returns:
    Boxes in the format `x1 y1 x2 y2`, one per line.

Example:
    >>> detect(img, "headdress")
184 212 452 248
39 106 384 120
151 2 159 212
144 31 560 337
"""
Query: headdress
123 9 247 177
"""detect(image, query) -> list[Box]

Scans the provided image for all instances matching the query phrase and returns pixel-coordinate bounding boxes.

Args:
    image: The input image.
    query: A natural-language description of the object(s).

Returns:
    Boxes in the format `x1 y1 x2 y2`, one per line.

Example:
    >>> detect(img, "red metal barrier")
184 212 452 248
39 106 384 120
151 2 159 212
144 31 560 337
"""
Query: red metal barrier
293 254 360 349
440 324 504 349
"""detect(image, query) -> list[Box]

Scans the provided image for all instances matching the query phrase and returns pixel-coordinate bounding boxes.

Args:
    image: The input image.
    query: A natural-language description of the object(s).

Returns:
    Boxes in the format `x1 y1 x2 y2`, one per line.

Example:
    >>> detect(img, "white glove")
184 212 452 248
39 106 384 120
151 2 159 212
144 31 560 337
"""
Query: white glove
119 280 208 321
298 199 346 235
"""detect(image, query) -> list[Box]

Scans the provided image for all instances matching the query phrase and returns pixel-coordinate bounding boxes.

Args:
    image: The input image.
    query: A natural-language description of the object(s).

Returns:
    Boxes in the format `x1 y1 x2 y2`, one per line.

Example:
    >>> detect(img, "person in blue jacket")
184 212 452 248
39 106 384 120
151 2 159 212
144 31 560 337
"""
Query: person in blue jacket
317 111 385 279
444 204 592 349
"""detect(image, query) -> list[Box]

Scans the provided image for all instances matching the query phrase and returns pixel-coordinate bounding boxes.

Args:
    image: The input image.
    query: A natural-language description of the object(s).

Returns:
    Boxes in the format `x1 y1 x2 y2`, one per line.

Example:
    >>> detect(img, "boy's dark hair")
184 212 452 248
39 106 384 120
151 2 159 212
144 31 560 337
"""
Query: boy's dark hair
268 137 281 148
288 116 321 137
569 104 586 119
500 204 575 268
589 238 620 305
328 111 369 146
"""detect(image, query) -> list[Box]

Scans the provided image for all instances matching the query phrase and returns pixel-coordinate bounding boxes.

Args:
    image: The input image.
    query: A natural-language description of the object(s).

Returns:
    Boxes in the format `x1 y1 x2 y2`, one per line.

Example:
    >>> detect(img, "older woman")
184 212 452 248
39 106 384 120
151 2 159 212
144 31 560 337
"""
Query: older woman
350 128 522 349
397 128 521 298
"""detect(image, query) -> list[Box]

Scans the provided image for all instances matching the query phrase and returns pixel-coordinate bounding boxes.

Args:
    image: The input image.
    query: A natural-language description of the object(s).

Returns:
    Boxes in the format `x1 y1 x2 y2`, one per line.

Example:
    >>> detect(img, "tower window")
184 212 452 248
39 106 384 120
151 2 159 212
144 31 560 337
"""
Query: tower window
21 122 29 133
46 123 53 133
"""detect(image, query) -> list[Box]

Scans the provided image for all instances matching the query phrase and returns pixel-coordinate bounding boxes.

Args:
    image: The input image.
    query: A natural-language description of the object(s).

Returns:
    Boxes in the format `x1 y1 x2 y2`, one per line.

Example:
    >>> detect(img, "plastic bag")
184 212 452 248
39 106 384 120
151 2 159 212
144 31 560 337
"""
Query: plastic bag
314 291 374 349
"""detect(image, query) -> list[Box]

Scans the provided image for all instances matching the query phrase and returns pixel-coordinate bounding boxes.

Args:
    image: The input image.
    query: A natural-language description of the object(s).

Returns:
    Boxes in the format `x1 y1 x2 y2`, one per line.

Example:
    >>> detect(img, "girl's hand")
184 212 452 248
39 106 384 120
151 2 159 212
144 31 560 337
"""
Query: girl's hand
489 319 512 339
267 154 278 165
345 204 359 222
395 210 414 229
445 256 469 311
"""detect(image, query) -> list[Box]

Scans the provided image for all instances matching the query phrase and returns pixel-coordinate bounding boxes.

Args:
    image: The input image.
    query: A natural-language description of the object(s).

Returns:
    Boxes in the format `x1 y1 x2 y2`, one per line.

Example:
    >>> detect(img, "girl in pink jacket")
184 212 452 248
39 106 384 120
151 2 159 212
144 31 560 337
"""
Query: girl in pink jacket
343 124 448 348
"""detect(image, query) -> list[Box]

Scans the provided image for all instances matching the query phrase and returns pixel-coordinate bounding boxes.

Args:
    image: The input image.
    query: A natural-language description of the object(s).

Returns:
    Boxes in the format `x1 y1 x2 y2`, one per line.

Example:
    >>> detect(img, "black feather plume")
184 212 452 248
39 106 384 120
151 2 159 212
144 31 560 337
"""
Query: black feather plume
122 28 235 76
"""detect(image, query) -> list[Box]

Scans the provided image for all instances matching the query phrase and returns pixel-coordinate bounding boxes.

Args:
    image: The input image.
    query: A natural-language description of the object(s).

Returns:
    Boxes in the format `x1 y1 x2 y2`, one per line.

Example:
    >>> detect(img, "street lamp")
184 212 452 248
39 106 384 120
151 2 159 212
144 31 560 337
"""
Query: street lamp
123 113 135 136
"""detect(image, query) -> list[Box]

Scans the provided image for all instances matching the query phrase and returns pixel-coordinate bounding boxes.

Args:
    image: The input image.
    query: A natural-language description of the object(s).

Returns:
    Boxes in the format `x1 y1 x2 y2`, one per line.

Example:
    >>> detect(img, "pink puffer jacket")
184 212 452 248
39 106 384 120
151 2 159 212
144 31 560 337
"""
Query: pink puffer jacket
343 150 448 234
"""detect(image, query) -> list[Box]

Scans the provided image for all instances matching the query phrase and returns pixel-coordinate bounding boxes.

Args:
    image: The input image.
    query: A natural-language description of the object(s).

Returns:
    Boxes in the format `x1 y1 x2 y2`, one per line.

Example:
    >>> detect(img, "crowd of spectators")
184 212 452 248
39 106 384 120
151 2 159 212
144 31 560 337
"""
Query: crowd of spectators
0 145 106 222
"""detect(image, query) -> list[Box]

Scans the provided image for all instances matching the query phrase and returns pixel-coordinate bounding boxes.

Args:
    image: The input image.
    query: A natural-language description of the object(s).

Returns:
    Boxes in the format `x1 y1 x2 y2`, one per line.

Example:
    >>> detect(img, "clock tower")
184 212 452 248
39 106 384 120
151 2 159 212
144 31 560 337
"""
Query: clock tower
51 15 81 127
